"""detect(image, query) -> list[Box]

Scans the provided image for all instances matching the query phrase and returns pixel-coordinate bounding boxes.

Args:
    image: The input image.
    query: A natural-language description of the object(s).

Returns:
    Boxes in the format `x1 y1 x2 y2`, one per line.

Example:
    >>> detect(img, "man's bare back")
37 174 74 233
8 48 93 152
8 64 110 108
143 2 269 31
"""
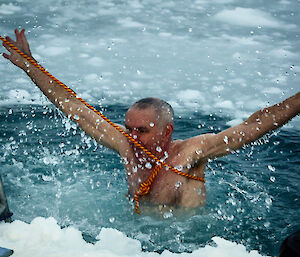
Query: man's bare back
2 29 300 212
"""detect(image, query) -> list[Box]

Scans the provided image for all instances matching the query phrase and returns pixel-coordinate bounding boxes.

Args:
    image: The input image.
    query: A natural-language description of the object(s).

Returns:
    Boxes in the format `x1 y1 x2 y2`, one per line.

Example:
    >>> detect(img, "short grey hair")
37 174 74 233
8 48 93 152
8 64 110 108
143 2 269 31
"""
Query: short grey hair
131 97 174 126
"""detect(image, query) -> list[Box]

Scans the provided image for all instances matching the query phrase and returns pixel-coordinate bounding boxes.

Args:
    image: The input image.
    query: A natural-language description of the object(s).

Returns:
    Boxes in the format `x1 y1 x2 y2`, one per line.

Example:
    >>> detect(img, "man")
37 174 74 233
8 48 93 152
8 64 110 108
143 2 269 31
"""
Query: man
2 29 299 211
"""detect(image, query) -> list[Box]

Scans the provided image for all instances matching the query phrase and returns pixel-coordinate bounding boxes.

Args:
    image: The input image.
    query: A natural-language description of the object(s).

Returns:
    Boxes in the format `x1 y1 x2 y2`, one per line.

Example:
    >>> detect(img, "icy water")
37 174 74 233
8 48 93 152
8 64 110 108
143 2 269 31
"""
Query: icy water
0 0 299 256
0 105 299 256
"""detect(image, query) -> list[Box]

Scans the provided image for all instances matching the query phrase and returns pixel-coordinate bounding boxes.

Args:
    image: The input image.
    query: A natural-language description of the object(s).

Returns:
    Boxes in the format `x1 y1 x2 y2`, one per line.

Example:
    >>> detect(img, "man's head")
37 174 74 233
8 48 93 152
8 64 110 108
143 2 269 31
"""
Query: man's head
125 97 174 155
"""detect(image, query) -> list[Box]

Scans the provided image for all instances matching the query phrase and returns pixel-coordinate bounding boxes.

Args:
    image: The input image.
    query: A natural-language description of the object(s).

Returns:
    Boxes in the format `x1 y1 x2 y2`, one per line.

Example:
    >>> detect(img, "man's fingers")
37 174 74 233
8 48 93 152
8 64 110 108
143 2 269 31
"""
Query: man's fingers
14 28 21 42
20 29 31 53
2 41 11 52
2 53 10 60
5 36 16 45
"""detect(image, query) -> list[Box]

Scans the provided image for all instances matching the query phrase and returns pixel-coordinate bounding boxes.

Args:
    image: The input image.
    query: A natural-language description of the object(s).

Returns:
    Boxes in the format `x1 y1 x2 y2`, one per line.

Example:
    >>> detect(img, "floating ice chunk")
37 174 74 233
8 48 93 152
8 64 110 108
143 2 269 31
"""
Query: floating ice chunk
226 119 243 127
159 32 173 37
232 52 242 60
8 89 30 100
262 87 282 95
96 228 141 255
195 0 235 4
0 3 21 15
212 85 224 92
215 100 234 109
84 73 100 82
0 217 270 257
214 7 293 29
177 89 205 102
117 17 144 28
86 57 104 67
36 45 70 57
269 48 297 58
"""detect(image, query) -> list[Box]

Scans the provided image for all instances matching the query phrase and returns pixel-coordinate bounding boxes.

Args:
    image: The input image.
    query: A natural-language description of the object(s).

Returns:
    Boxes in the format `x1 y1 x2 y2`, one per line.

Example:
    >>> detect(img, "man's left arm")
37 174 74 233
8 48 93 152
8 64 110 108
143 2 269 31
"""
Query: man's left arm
202 91 299 159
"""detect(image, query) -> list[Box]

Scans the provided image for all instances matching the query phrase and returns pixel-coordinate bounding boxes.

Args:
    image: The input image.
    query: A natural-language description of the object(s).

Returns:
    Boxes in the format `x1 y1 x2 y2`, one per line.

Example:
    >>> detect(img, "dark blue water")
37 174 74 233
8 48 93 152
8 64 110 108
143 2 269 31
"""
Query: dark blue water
0 104 299 256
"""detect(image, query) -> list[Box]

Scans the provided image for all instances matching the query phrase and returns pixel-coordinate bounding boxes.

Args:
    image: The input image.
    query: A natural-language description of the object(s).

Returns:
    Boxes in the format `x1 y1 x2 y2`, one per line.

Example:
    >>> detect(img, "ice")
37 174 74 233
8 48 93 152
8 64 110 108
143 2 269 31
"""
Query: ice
36 45 70 57
269 48 297 59
214 100 234 109
0 0 298 131
86 57 104 67
214 7 291 28
262 87 282 95
0 3 21 15
0 217 269 257
177 90 205 103
117 17 144 28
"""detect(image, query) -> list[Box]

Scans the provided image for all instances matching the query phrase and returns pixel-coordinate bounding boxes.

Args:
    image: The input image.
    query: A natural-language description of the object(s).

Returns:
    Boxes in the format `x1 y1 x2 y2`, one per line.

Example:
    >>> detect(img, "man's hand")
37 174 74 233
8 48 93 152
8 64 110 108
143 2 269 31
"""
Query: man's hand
2 28 32 70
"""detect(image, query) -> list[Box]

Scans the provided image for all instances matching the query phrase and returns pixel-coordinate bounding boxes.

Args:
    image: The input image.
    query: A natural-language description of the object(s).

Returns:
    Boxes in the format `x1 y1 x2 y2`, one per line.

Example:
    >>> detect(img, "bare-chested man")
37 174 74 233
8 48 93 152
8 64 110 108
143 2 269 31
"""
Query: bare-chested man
2 29 300 212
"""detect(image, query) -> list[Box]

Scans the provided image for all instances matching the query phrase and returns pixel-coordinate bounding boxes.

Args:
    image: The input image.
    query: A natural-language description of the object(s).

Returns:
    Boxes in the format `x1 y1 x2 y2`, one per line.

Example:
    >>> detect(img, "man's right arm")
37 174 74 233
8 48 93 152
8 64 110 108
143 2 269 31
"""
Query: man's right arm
2 29 126 153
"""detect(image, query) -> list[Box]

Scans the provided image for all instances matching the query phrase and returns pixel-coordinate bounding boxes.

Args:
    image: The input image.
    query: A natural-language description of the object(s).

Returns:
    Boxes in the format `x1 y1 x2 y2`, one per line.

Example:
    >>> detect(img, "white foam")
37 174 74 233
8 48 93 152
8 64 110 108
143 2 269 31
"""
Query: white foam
0 217 269 257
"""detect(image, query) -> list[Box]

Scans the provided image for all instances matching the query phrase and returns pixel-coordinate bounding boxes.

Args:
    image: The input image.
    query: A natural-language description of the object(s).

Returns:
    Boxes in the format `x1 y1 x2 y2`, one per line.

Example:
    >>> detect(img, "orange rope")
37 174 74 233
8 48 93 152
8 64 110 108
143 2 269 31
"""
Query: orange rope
134 163 163 214
1 35 205 213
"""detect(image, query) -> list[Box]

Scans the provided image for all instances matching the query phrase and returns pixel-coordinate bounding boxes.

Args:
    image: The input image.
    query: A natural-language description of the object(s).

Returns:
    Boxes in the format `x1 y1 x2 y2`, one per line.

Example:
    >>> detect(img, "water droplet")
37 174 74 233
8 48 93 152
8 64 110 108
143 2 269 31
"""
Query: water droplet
265 198 272 206
175 165 183 171
196 149 202 155
163 210 173 219
223 136 229 144
109 217 115 223
145 162 152 169
270 176 276 182
175 181 182 188
122 157 129 165
268 165 276 172
149 122 155 127
156 146 162 152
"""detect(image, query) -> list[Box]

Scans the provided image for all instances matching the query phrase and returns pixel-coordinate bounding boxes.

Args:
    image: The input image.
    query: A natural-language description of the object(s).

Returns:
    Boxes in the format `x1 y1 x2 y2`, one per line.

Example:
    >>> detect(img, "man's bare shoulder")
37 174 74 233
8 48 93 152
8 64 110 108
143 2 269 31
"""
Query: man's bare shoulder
174 133 215 146
172 133 215 160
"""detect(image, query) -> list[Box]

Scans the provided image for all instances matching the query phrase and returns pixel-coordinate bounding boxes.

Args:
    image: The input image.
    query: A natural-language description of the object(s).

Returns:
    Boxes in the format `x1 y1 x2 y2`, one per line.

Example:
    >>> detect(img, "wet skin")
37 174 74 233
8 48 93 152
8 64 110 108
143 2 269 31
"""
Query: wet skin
119 107 207 208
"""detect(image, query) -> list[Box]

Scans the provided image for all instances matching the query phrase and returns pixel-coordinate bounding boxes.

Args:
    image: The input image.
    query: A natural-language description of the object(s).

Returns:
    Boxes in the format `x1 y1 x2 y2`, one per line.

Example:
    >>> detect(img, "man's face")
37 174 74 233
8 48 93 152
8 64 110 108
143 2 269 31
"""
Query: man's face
125 107 166 155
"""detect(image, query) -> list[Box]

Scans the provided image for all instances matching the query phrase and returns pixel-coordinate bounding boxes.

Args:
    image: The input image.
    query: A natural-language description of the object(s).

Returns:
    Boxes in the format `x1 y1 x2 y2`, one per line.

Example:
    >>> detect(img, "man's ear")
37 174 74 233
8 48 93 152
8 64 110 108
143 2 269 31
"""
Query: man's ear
165 123 174 138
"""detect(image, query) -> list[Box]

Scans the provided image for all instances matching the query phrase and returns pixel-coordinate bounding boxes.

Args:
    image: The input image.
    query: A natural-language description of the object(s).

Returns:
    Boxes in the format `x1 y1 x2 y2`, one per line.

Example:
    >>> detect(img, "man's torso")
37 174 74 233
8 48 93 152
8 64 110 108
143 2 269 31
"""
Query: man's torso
120 139 207 208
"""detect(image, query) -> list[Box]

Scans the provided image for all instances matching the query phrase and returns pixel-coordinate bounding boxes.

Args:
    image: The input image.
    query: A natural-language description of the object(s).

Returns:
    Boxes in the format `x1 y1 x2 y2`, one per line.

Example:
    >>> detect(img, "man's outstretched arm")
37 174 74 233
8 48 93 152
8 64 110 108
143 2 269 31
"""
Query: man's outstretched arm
2 29 126 153
189 91 299 160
